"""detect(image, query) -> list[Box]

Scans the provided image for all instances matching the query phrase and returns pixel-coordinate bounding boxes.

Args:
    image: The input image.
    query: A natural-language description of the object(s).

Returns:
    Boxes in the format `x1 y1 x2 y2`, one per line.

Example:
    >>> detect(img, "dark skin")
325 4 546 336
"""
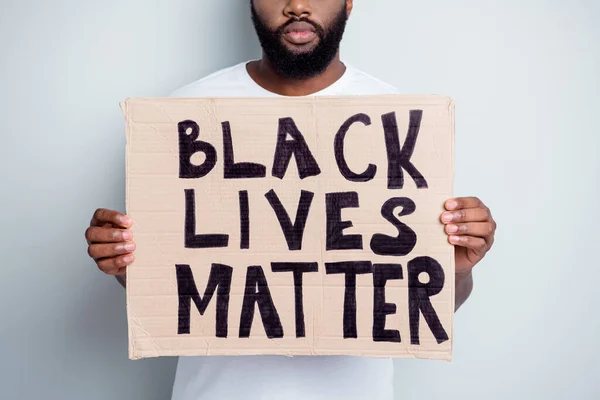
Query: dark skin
247 0 351 96
85 0 496 311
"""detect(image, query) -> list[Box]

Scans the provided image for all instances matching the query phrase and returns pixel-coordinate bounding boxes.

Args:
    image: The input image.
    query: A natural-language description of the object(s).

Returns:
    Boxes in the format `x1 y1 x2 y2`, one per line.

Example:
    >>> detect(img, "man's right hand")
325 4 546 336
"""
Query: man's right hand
85 208 135 277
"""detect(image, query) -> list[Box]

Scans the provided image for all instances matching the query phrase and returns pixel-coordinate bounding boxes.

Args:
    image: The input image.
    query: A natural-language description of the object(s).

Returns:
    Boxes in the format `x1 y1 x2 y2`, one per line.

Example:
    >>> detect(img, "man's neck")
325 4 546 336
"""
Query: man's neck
246 54 346 97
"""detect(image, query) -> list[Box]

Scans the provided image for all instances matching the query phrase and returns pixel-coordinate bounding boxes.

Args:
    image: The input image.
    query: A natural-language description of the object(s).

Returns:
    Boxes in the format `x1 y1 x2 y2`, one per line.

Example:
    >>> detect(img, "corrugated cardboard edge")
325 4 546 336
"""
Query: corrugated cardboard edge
120 99 141 360
449 97 456 363
120 94 456 361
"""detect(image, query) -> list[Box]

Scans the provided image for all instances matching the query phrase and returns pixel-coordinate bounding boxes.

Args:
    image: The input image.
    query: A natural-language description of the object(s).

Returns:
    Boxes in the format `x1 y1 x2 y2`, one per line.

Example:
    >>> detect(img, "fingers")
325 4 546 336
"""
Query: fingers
446 222 495 248
87 209 135 276
441 206 491 224
444 222 495 238
442 197 496 271
88 241 136 260
445 197 484 211
448 235 487 256
87 239 136 275
90 208 132 229
97 253 135 275
85 226 133 244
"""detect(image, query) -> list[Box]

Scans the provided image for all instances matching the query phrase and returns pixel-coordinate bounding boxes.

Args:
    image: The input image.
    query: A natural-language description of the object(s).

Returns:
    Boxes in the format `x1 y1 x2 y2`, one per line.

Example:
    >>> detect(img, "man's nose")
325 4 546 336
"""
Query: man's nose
284 0 312 19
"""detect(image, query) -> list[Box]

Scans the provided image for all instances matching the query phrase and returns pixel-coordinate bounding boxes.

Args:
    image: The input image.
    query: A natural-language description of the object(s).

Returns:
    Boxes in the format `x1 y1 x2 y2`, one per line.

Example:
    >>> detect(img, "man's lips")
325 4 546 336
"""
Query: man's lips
283 21 317 45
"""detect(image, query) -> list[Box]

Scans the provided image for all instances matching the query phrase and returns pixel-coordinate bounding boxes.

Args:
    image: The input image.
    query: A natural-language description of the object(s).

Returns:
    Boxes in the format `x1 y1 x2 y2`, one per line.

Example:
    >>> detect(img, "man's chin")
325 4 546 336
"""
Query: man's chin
280 38 319 55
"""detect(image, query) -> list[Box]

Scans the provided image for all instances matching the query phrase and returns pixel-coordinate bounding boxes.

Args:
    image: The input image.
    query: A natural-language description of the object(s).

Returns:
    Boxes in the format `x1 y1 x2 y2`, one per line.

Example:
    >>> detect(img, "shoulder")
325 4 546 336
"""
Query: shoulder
339 63 400 95
168 62 248 98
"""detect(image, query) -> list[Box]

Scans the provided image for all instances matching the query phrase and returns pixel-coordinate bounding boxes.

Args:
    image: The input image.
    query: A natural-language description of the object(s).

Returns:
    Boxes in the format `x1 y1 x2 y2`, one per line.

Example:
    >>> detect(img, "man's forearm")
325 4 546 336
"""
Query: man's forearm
455 271 473 312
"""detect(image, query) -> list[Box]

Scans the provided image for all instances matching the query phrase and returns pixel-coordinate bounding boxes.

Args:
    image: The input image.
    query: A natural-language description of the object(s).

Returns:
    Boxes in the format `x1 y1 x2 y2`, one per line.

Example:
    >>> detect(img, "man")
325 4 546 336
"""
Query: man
85 1 497 399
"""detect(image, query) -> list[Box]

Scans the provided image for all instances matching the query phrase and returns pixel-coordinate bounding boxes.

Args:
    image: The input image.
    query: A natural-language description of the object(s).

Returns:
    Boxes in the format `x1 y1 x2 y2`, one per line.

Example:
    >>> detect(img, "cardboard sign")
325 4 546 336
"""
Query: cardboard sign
122 95 455 361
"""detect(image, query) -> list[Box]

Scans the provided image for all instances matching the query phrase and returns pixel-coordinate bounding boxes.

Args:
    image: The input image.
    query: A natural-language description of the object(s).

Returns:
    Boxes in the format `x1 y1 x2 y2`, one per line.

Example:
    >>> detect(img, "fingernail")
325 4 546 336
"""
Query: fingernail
447 224 458 233
124 243 135 251
449 235 460 244
122 230 133 240
447 200 458 210
120 216 132 227
441 212 453 223
123 254 134 264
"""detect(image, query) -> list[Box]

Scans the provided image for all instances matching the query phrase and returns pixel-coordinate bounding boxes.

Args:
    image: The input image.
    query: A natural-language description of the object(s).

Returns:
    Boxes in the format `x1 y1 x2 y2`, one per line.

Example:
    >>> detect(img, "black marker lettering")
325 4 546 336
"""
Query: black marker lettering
272 117 321 179
178 120 217 179
334 113 377 182
176 263 232 337
184 189 229 248
370 197 417 256
271 262 319 338
239 190 249 249
382 110 428 189
239 266 284 339
408 256 449 345
222 121 266 179
265 189 314 251
326 192 363 251
325 261 373 338
373 264 403 343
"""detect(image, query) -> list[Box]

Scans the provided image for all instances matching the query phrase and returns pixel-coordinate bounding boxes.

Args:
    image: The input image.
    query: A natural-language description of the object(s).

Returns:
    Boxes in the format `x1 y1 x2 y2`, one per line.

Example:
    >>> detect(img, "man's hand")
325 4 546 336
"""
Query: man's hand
441 197 496 275
440 197 496 310
85 208 135 281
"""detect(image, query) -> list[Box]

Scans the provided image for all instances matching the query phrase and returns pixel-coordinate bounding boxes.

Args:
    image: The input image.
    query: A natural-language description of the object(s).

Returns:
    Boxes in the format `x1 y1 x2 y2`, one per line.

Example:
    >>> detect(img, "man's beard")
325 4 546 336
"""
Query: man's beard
250 3 348 80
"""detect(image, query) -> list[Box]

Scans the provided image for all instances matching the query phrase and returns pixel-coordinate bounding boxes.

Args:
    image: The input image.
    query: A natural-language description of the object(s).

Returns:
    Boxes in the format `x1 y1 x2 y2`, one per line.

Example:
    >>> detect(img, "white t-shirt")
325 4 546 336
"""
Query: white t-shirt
169 60 399 400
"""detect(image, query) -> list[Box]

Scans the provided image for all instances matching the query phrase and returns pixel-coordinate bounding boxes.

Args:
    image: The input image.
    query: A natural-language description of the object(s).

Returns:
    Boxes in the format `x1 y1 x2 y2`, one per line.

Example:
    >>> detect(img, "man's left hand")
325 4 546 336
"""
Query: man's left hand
440 197 496 276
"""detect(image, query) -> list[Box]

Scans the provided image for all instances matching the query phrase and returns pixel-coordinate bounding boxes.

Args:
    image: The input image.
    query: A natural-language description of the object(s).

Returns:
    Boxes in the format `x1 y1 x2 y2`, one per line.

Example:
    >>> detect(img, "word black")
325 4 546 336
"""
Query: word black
178 110 428 190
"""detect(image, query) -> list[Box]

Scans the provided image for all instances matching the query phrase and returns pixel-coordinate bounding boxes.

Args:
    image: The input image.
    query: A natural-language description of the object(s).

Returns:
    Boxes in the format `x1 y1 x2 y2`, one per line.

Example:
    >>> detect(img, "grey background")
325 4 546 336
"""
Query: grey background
1 0 598 399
